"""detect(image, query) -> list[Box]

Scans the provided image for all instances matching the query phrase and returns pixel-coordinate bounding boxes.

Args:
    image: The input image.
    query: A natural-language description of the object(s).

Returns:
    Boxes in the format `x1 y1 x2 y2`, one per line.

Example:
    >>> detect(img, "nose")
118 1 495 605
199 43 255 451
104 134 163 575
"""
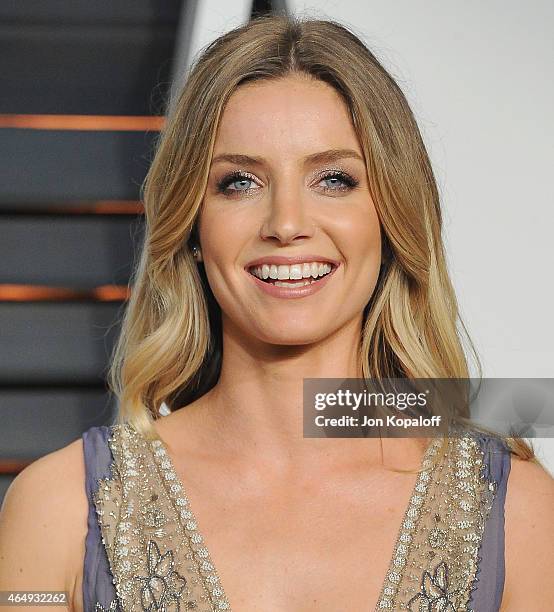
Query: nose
260 182 315 244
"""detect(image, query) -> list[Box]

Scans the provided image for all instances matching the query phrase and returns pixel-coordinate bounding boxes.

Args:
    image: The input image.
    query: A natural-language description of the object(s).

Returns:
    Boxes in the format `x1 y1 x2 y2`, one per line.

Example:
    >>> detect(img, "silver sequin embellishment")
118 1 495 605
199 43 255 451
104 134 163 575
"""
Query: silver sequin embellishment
374 425 500 610
95 601 121 612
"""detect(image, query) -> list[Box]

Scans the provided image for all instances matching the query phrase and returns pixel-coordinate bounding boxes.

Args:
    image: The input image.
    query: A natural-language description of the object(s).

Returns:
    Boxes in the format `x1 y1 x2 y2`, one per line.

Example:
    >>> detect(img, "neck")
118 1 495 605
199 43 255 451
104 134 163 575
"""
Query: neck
193 314 424 474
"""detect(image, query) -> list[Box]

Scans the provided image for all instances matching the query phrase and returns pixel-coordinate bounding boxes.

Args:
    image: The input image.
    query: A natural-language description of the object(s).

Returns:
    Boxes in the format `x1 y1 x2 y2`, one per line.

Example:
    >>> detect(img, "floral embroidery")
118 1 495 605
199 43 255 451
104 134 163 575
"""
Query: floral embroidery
135 539 187 610
407 561 462 611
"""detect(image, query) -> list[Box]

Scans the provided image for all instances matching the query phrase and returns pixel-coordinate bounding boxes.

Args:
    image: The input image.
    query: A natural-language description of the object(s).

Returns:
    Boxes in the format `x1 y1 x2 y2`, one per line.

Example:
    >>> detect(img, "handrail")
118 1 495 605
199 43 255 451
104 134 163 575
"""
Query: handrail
0 114 165 131
0 284 130 302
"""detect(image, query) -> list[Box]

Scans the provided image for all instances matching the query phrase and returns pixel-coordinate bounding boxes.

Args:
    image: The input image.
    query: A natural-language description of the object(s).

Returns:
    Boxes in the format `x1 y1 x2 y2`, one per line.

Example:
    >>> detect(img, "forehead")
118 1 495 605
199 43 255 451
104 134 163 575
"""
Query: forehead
213 74 362 159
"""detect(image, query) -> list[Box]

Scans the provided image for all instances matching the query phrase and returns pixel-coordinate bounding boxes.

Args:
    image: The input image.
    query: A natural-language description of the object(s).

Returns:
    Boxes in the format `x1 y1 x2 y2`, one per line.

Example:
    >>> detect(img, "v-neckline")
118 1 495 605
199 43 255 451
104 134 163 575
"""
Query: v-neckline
145 423 443 612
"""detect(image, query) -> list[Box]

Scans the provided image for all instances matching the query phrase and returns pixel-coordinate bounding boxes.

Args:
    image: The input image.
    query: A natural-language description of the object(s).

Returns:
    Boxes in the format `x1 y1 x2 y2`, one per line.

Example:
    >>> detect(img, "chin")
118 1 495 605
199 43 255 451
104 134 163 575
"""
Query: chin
255 324 333 347
266 336 320 347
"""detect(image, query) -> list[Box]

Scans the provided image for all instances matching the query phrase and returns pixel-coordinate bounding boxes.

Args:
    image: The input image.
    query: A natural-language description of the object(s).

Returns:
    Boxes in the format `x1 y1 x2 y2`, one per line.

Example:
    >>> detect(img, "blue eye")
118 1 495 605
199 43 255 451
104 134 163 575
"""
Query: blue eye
217 171 258 196
216 169 359 198
318 171 359 192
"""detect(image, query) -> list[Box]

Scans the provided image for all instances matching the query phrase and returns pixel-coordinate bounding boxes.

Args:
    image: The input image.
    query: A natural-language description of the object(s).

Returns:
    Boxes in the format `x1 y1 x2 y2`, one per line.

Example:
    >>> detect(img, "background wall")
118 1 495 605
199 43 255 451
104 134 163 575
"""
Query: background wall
0 1 180 503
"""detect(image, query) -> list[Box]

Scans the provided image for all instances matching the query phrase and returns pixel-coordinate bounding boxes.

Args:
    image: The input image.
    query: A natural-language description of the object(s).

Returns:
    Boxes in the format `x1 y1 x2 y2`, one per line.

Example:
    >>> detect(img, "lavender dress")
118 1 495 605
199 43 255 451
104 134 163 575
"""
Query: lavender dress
83 426 119 611
82 424 511 611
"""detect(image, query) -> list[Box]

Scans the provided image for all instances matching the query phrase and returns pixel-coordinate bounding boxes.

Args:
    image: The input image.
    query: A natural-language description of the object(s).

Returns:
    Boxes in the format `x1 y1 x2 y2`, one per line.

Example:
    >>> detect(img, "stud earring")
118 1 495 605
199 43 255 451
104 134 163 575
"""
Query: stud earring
158 401 171 416
192 245 199 259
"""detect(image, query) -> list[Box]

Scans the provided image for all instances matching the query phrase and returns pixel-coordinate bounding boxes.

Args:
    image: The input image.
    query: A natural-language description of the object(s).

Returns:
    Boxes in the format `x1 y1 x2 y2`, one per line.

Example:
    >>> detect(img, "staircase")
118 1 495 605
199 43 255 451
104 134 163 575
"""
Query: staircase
0 1 183 503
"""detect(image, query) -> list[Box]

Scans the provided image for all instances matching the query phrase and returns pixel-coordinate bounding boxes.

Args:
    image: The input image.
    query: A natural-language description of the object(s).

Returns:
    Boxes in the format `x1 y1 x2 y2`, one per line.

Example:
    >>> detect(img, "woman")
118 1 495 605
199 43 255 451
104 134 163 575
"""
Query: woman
0 14 552 612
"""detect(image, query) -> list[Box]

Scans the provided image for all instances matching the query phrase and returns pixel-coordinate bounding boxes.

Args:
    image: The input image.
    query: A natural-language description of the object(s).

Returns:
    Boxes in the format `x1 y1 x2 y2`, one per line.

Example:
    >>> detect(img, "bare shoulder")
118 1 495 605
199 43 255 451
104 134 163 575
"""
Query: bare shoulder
0 438 88 600
501 455 554 611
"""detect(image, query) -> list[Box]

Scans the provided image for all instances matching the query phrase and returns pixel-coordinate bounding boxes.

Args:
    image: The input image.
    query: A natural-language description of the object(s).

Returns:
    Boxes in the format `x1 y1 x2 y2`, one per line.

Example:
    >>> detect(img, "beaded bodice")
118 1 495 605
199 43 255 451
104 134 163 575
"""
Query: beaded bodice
86 422 510 611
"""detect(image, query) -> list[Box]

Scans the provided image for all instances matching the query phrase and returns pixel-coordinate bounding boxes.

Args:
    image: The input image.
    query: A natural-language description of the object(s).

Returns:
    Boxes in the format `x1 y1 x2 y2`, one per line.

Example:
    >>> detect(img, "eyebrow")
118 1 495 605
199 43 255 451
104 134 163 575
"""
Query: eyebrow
211 148 364 167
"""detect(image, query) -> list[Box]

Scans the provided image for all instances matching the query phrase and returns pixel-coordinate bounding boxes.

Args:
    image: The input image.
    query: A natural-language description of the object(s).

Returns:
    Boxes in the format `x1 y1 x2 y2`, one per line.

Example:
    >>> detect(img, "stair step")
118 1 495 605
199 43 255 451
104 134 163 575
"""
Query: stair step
0 301 123 384
0 214 143 286
0 128 158 201
0 0 182 115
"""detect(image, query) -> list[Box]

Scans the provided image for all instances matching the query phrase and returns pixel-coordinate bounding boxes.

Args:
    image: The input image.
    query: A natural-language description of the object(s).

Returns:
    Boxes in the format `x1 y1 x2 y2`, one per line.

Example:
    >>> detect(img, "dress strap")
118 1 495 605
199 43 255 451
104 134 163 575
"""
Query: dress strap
82 425 119 611
468 433 512 611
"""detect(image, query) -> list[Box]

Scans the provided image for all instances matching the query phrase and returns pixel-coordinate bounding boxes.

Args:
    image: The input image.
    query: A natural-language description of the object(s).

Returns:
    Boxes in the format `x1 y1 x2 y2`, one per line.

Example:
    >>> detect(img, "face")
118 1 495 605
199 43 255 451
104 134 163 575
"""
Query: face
197 73 382 346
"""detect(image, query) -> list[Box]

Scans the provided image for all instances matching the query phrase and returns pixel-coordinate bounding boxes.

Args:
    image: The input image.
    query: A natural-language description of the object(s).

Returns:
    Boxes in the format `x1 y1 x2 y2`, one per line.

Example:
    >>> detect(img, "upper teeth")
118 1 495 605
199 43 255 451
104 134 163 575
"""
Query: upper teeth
249 262 333 280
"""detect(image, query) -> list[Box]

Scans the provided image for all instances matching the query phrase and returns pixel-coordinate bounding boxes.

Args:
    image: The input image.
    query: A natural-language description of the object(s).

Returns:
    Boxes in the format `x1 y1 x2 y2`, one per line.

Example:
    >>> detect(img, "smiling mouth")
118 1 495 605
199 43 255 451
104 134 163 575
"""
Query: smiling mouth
247 262 336 287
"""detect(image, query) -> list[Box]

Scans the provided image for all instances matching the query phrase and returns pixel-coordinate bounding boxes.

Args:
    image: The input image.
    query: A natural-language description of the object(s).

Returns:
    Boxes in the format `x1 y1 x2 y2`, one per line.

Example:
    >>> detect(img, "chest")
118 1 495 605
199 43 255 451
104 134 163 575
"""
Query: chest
172 469 416 612
73 489 405 612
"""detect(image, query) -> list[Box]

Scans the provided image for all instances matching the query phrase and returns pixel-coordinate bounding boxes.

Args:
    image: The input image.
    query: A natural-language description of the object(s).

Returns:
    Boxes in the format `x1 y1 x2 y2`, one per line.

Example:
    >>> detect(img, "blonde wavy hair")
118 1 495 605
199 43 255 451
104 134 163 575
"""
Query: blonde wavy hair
108 13 537 468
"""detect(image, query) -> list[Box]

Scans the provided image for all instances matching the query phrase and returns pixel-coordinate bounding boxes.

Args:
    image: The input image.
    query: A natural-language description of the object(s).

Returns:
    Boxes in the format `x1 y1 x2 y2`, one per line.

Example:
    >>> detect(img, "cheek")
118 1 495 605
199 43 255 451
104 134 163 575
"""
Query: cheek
197 207 252 293
332 202 382 268
198 201 256 254
198 207 236 263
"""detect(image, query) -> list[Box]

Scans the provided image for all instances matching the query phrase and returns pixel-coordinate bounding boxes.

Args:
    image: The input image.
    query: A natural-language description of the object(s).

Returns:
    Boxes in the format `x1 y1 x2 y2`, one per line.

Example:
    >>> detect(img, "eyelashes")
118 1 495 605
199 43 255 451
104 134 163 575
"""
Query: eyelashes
215 169 360 198
216 171 258 197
